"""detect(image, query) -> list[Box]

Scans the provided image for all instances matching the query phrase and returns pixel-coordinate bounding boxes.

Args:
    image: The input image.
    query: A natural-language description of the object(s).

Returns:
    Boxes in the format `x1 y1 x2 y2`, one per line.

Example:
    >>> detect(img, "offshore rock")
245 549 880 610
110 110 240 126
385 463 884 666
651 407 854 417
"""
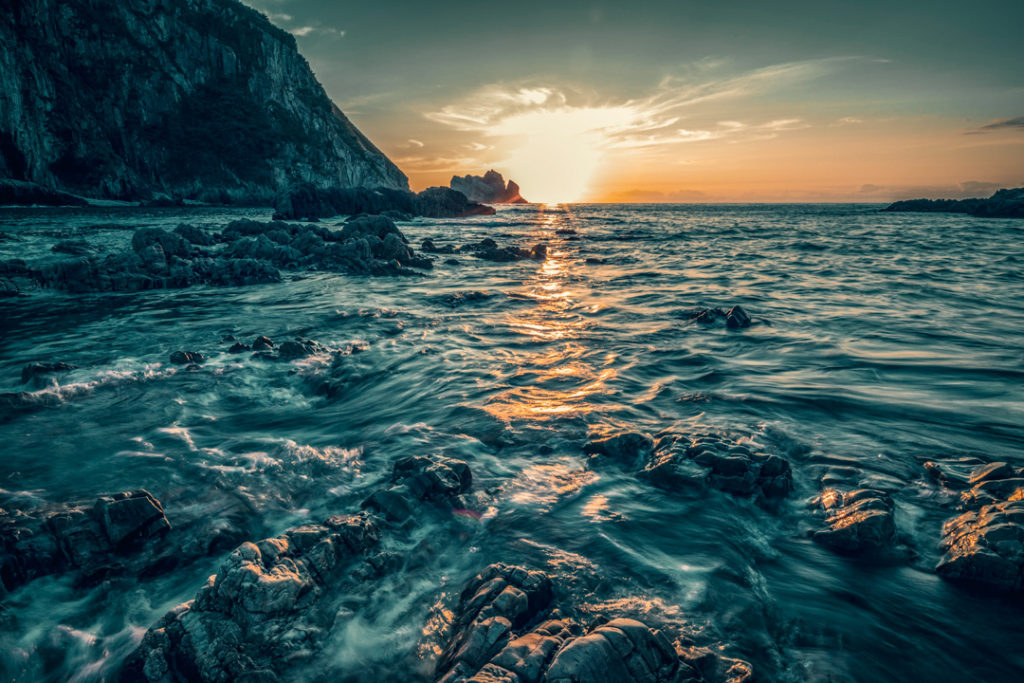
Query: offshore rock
169 351 204 365
0 0 406 202
434 563 747 683
119 512 381 683
20 361 76 385
272 183 495 221
449 169 528 203
0 490 170 596
810 489 897 554
363 455 473 523
632 432 792 501
883 187 1024 219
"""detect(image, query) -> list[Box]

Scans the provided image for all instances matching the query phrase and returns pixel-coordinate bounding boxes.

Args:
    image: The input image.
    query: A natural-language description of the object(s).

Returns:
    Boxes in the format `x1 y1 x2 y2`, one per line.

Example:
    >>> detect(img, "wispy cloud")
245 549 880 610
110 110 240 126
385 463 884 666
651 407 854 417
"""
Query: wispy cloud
967 115 1024 134
289 26 345 37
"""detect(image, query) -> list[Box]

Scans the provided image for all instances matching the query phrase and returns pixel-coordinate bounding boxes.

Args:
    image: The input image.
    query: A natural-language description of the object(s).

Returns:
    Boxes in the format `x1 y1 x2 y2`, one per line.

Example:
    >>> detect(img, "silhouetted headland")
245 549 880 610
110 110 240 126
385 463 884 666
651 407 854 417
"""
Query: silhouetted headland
883 187 1024 218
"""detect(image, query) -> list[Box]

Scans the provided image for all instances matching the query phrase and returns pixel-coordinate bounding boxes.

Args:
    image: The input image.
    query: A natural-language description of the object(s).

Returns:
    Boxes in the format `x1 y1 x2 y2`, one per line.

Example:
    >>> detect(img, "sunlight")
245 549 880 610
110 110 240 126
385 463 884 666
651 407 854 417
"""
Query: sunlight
491 107 633 203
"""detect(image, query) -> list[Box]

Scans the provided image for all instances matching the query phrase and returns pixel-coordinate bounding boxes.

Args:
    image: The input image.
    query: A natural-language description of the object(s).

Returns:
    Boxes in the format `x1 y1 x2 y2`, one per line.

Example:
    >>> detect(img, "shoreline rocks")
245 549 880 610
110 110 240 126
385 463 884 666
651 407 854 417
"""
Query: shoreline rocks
810 489 897 554
0 490 170 596
272 184 496 221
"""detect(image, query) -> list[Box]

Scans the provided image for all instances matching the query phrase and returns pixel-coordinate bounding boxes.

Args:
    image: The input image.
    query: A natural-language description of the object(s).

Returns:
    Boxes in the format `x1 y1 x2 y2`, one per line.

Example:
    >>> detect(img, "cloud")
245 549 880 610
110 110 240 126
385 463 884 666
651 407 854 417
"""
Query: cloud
968 116 1024 134
830 116 863 126
289 26 345 37
406 139 425 148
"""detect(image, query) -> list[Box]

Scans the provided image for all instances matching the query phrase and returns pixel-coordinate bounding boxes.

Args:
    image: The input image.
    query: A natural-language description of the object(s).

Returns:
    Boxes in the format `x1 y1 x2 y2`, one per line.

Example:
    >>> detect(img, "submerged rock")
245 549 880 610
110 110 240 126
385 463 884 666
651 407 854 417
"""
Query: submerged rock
363 455 473 523
685 306 754 329
0 490 170 596
810 489 897 554
20 361 76 385
120 513 381 683
459 238 548 262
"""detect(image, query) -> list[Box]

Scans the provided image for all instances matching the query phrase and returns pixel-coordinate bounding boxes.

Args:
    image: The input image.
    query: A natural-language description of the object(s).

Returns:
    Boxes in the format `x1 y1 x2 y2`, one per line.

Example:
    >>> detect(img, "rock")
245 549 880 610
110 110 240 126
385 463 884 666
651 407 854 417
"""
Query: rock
460 238 537 262
362 455 472 523
132 228 192 260
20 361 76 385
250 336 274 351
640 433 792 501
724 305 751 329
433 563 744 683
1 2 406 203
883 187 1024 219
120 513 381 683
936 499 1024 592
228 342 251 353
173 224 216 246
529 243 547 260
449 170 528 203
0 490 170 595
0 179 87 207
169 351 204 365
811 489 897 554
272 184 494 221
584 432 656 466
277 339 324 359
51 239 94 255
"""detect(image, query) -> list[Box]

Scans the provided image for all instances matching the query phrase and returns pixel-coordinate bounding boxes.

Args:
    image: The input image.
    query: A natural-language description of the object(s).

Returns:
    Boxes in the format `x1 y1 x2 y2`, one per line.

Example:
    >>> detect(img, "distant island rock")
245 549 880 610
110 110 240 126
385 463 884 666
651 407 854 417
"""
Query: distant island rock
450 170 528 203
0 0 407 204
883 187 1024 218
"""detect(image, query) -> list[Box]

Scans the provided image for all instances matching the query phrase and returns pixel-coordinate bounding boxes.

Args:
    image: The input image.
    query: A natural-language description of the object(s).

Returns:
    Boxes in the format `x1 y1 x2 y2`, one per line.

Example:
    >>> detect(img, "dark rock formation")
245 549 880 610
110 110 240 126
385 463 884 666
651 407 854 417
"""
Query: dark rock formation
449 169 528 204
458 238 548 262
169 351 204 365
0 179 87 207
0 0 406 203
434 563 752 683
685 306 753 329
810 489 897 554
363 455 473 523
272 183 495 221
0 490 170 596
883 187 1024 219
585 431 792 502
119 512 382 683
13 215 433 294
20 361 76 385
935 462 1024 592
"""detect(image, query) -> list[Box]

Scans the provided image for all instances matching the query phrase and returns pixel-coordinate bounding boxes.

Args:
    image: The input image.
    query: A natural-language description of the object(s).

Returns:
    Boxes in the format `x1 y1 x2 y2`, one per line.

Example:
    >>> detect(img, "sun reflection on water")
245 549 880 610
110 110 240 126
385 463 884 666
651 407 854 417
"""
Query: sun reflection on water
484 206 616 422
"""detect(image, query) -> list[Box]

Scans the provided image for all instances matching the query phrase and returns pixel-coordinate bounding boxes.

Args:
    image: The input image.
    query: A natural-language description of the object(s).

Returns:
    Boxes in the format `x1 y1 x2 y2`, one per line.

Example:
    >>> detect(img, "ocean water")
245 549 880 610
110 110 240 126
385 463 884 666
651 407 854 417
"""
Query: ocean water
1 203 1023 682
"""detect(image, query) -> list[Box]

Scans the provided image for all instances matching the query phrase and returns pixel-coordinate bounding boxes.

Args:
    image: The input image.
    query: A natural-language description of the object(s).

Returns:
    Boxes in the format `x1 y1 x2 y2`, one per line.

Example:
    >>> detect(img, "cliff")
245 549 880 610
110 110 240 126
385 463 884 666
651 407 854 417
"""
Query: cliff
0 0 408 203
450 170 528 203
883 187 1024 219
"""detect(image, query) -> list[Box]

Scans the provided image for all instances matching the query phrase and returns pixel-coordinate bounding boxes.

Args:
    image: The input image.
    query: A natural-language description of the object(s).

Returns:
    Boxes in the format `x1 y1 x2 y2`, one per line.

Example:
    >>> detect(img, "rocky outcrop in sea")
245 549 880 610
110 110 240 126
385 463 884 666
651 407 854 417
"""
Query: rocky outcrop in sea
450 170 528 204
0 0 407 203
883 187 1024 218
272 184 496 221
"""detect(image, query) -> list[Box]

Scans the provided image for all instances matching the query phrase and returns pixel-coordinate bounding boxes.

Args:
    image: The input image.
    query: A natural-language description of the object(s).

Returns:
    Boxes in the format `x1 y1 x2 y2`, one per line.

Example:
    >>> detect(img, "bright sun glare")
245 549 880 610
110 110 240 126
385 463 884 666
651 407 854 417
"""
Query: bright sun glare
495 109 616 204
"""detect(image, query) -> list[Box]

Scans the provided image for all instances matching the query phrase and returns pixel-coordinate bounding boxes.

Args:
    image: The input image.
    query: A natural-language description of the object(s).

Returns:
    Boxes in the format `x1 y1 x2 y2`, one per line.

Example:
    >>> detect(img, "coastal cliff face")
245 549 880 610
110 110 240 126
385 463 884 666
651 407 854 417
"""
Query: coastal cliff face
450 170 527 203
0 0 408 202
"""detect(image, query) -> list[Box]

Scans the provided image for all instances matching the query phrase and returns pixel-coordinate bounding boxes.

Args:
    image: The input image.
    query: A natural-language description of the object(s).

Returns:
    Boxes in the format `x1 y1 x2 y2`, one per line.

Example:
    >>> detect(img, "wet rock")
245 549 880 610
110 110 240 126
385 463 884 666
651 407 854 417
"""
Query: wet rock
434 563 744 683
169 351 204 365
173 223 216 246
363 455 472 523
228 342 251 353
252 335 275 351
810 489 897 554
529 243 547 260
936 499 1024 592
584 257 607 265
638 433 792 501
440 290 492 308
20 361 76 385
51 239 94 255
584 432 655 466
460 238 545 263
131 228 192 260
724 305 751 329
0 490 170 595
422 238 456 254
272 183 495 221
277 338 325 359
120 513 381 683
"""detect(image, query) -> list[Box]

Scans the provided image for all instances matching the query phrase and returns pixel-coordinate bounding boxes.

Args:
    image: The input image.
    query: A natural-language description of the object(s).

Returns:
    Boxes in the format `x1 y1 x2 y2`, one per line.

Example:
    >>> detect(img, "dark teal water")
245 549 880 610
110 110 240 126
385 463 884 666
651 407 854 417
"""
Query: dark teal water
1 203 1023 681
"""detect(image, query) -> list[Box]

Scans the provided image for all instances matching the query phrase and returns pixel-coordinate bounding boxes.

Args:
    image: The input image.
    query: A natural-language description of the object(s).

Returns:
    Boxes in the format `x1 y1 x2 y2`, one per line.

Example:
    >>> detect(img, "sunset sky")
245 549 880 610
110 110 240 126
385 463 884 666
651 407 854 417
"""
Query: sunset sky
247 0 1024 202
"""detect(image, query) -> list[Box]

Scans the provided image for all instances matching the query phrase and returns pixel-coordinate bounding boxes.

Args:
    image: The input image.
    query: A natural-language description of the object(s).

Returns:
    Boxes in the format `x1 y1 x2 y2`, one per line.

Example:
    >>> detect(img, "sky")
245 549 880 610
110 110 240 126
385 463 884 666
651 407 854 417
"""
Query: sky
246 0 1024 203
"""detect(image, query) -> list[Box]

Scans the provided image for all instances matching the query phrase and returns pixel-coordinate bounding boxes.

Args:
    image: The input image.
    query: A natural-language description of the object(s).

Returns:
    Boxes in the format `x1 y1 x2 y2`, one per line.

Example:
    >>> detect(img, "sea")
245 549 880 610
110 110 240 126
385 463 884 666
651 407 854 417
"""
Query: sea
1 203 1022 681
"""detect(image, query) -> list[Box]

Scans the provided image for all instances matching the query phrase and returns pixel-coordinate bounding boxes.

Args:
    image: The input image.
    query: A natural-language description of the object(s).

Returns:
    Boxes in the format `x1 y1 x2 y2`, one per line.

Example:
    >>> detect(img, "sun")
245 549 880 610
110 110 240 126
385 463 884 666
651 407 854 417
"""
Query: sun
493 109 609 204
